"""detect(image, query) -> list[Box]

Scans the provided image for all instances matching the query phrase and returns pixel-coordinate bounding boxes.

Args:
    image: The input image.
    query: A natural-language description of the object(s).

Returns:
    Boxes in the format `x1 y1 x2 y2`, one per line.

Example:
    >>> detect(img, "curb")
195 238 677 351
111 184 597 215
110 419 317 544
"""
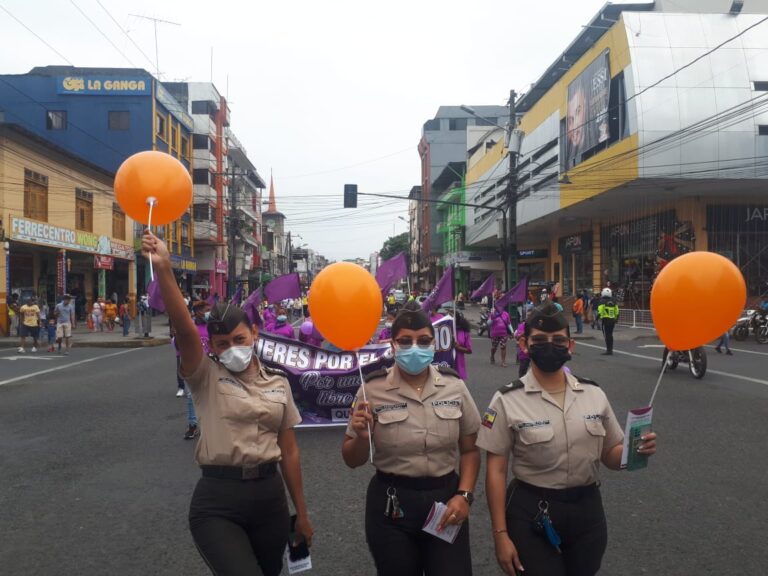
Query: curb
0 337 171 349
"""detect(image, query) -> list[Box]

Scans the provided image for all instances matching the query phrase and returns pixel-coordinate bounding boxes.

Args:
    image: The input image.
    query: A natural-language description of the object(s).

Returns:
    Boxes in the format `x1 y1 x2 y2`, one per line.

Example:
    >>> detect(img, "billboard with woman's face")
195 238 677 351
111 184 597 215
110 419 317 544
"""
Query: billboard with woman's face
565 50 611 168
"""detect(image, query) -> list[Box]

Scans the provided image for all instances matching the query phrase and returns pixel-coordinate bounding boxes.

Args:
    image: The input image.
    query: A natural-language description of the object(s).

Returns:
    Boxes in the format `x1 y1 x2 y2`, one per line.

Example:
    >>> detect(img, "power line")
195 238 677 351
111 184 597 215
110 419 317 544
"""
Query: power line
96 0 156 70
0 2 74 65
69 0 137 67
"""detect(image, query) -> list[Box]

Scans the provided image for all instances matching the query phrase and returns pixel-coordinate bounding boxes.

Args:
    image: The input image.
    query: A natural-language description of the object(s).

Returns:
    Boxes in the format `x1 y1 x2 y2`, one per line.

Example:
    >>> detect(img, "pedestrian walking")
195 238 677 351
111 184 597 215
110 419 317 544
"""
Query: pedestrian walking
54 294 75 354
490 307 512 367
343 307 482 576
18 296 41 353
292 297 303 321
478 303 658 576
91 299 104 332
104 298 118 332
119 298 132 336
597 288 619 355
453 311 473 381
590 292 602 330
272 313 296 339
715 332 733 355
377 308 397 343
8 293 20 337
572 295 584 334
45 317 57 352
141 230 314 576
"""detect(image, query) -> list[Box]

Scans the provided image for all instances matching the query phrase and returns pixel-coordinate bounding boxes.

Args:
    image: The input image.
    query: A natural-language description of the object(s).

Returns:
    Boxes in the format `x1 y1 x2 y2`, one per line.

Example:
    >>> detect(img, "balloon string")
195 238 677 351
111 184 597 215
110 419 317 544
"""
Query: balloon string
355 351 374 463
147 200 155 281
649 357 667 407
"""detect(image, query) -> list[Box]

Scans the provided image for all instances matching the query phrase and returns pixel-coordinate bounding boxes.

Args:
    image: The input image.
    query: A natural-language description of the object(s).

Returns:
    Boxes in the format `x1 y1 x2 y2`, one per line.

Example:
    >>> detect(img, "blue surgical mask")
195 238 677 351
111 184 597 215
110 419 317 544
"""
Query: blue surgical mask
277 314 287 323
395 346 435 375
204 312 211 322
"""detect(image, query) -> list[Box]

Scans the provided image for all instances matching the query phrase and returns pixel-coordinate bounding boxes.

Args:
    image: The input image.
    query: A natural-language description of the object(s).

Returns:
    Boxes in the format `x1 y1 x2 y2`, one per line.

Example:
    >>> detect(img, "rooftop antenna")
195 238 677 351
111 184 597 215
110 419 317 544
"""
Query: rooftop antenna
128 14 181 78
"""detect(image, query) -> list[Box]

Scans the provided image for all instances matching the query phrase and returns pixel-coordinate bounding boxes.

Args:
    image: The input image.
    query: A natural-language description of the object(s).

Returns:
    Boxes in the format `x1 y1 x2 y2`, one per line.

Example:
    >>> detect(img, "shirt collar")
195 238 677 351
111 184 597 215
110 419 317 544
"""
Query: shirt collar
521 369 583 393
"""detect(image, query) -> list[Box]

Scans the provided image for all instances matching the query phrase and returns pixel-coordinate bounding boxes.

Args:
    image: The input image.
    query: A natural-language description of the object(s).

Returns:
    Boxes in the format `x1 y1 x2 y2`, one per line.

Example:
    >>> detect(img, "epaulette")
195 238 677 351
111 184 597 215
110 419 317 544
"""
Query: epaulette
498 379 525 394
364 368 389 383
436 366 460 378
263 365 287 378
574 375 599 387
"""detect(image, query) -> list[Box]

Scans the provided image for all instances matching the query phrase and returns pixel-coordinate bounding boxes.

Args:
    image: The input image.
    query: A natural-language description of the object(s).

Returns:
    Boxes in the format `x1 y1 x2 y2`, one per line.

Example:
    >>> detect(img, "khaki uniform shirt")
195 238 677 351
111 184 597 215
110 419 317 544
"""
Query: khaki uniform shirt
185 357 302 466
477 371 624 489
346 365 481 477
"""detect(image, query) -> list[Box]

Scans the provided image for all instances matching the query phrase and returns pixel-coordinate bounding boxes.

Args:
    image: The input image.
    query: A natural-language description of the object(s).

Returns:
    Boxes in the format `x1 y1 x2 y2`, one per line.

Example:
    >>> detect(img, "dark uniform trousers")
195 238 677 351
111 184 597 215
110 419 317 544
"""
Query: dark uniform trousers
365 473 472 576
601 319 616 353
189 473 289 576
506 481 607 576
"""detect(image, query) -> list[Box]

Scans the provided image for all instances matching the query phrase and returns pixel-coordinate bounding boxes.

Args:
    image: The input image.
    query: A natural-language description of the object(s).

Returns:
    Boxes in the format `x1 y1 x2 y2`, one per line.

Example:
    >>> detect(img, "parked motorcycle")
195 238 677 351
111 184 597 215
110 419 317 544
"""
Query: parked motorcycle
662 347 707 379
478 307 489 337
754 312 768 344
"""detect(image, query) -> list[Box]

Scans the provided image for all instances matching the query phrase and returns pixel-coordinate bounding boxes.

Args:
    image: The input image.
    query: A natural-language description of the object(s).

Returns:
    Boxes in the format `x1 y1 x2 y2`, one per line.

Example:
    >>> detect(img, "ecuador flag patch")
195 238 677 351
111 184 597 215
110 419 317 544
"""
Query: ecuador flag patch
482 408 497 429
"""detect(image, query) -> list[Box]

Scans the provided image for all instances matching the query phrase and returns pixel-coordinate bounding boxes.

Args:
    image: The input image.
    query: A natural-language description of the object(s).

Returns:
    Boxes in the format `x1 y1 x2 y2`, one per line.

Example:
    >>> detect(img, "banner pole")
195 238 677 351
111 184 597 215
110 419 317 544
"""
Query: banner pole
146 197 157 281
355 351 374 463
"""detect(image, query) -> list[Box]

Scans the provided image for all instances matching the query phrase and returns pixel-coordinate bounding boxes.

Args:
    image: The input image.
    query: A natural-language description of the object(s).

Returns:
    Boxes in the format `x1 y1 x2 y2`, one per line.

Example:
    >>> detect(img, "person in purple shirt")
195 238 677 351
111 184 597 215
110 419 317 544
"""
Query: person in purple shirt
263 304 277 332
489 307 512 367
453 312 473 381
272 314 296 339
429 306 444 324
377 308 397 343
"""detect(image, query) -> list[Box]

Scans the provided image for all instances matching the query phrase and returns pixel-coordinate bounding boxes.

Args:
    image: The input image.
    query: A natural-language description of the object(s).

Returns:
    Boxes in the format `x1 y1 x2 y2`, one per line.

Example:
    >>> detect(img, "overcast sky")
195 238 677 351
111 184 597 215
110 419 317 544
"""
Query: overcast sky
1 0 623 260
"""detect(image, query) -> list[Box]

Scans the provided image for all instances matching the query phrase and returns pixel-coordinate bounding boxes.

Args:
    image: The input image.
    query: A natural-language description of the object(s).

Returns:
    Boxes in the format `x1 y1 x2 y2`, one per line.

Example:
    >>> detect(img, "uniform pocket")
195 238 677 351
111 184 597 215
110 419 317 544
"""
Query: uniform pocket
375 409 408 448
518 425 554 445
584 419 606 437
216 382 248 398
433 405 462 442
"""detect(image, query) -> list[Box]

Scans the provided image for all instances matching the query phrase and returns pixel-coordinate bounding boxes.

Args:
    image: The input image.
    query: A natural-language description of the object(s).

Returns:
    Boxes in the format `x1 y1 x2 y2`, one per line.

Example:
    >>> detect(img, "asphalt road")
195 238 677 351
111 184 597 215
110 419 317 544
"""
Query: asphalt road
1 336 767 575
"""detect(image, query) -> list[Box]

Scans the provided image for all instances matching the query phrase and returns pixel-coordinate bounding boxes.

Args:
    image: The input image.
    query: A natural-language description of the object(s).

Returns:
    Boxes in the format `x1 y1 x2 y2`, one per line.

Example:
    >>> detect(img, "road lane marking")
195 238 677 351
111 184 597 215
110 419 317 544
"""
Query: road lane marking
1 356 57 361
577 342 768 387
703 344 768 357
0 349 141 387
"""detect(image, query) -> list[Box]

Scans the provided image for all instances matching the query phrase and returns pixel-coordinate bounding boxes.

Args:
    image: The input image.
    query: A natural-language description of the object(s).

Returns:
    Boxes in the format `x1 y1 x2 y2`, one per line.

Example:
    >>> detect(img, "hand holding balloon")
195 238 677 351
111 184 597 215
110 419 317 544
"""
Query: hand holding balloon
141 230 171 272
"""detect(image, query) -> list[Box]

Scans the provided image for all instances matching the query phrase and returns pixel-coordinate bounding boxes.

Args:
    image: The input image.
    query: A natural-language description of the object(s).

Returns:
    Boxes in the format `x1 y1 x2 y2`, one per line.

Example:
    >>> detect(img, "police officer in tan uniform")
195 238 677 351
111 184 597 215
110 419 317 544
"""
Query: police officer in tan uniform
142 230 313 576
478 303 657 576
343 307 482 575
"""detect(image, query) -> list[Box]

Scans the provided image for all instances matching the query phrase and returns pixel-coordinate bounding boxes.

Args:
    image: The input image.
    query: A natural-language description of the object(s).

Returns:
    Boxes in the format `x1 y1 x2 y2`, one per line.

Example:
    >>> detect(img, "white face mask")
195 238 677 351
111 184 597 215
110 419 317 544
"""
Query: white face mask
218 345 254 373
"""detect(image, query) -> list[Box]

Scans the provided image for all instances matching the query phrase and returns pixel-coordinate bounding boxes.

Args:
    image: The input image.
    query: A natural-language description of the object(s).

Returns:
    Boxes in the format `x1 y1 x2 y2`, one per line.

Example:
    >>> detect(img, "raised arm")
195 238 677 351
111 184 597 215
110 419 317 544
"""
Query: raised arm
141 230 203 373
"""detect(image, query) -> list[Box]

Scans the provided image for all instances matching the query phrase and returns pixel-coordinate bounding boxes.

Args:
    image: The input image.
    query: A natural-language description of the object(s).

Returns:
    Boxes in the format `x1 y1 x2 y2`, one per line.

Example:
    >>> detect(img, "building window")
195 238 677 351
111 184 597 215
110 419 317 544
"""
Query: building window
449 118 467 131
191 100 215 117
181 222 190 246
156 114 166 139
193 203 209 220
759 125 768 136
112 203 126 239
192 134 209 150
170 124 178 148
108 110 130 130
475 117 498 127
180 136 189 157
24 169 48 221
46 110 67 130
75 188 94 232
193 169 211 185
754 81 768 91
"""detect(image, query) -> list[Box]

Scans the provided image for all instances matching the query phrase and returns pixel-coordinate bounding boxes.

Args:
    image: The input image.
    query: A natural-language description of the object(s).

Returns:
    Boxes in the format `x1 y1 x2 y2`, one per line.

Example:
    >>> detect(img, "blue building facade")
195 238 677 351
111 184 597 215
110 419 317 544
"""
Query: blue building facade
0 66 197 286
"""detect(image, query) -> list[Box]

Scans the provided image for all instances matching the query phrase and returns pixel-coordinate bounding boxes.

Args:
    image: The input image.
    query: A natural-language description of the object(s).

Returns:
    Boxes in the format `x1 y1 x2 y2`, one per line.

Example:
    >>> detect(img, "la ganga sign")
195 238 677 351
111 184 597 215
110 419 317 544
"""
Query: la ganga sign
57 76 151 96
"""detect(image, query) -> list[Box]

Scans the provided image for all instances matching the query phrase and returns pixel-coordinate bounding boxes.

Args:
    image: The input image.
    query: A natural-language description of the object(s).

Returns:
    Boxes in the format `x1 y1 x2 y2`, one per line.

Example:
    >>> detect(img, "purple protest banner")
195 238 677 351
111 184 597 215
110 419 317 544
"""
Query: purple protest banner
231 284 243 305
470 273 496 300
243 287 263 326
376 252 408 295
420 266 455 313
264 273 302 304
146 279 166 312
256 317 456 426
494 276 529 311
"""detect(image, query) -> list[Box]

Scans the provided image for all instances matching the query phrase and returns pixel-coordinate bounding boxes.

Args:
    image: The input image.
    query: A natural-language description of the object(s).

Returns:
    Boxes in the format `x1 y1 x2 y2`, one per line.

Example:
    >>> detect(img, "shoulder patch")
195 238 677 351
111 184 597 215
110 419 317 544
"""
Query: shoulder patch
574 375 599 387
436 366 460 378
498 379 525 394
364 367 388 383
263 365 287 378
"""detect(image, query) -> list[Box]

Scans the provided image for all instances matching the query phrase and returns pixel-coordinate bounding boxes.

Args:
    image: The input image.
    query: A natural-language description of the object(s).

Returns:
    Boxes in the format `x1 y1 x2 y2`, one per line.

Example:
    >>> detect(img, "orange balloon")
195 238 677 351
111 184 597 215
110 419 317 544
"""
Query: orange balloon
114 151 192 226
651 252 746 350
309 262 382 351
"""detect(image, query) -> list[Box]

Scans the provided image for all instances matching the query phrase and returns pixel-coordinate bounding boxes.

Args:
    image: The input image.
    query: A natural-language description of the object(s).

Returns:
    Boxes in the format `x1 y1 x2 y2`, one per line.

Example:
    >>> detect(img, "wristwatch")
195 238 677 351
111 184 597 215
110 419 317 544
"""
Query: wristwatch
455 490 474 506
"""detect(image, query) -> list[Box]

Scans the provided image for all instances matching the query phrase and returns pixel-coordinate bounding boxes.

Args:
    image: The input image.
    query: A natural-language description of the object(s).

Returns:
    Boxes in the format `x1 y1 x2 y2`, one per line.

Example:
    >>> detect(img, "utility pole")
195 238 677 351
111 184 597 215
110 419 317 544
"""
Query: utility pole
228 164 238 298
506 89 519 294
129 14 181 79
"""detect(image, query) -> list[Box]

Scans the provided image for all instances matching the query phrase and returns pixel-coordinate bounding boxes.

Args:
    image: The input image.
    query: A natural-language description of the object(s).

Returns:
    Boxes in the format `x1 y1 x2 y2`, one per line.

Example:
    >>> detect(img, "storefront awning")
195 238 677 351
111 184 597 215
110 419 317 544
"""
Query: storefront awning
238 234 259 248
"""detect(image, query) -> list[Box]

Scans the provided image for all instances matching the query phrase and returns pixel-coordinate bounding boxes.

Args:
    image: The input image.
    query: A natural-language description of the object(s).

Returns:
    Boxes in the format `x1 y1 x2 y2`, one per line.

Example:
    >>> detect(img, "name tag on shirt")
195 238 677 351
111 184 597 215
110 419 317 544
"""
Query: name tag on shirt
374 402 407 415
516 420 551 430
432 399 461 408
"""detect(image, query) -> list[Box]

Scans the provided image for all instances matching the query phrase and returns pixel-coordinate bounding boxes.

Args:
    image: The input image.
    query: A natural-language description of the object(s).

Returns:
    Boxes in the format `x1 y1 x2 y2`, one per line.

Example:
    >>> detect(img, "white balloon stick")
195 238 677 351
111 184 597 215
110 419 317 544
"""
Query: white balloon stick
146 197 157 281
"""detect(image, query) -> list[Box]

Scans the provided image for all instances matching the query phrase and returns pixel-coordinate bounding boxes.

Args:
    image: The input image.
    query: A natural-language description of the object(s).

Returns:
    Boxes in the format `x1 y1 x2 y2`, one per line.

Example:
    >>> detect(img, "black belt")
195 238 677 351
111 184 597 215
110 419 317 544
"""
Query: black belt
376 471 456 490
201 462 278 480
515 479 599 503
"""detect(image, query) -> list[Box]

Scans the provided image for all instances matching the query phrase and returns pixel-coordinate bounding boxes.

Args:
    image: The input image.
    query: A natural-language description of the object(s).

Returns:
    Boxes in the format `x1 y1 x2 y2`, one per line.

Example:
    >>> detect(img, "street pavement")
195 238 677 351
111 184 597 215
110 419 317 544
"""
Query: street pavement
1 331 767 575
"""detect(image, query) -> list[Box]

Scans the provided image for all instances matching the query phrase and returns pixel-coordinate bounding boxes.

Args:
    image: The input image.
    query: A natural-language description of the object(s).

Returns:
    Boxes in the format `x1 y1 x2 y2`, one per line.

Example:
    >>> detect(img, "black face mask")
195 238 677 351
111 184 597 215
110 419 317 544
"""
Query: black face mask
528 342 571 373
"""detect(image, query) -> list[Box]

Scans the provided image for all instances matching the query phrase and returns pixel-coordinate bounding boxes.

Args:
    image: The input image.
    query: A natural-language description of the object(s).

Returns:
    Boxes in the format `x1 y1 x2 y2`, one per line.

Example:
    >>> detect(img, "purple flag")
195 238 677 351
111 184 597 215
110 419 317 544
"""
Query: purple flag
375 252 408 295
146 279 166 312
265 273 302 304
470 274 496 300
494 277 529 311
243 287 263 327
232 284 243 306
206 292 218 307
420 266 455 313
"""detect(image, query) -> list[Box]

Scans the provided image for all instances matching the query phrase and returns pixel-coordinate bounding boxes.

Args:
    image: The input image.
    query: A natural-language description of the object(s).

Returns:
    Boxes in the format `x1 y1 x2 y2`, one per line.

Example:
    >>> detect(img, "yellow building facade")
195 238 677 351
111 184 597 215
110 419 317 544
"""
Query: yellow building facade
0 125 136 335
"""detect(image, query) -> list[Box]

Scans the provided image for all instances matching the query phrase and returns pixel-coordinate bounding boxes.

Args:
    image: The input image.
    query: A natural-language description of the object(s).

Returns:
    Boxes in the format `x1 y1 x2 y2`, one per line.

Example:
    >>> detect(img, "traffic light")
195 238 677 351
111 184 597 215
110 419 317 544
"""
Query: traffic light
344 184 358 208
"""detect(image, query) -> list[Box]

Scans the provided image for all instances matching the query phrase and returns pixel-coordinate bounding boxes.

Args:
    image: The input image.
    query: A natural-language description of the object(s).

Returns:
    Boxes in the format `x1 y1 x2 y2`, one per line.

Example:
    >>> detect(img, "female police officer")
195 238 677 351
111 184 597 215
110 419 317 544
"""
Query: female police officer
142 230 313 576
343 307 482 575
478 303 657 576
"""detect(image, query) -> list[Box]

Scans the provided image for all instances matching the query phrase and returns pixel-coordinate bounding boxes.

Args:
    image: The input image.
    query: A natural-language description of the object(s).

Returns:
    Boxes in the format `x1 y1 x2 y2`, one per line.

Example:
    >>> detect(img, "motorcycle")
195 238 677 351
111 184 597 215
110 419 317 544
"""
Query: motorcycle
732 309 762 341
662 347 707 379
478 307 489 337
755 312 768 344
